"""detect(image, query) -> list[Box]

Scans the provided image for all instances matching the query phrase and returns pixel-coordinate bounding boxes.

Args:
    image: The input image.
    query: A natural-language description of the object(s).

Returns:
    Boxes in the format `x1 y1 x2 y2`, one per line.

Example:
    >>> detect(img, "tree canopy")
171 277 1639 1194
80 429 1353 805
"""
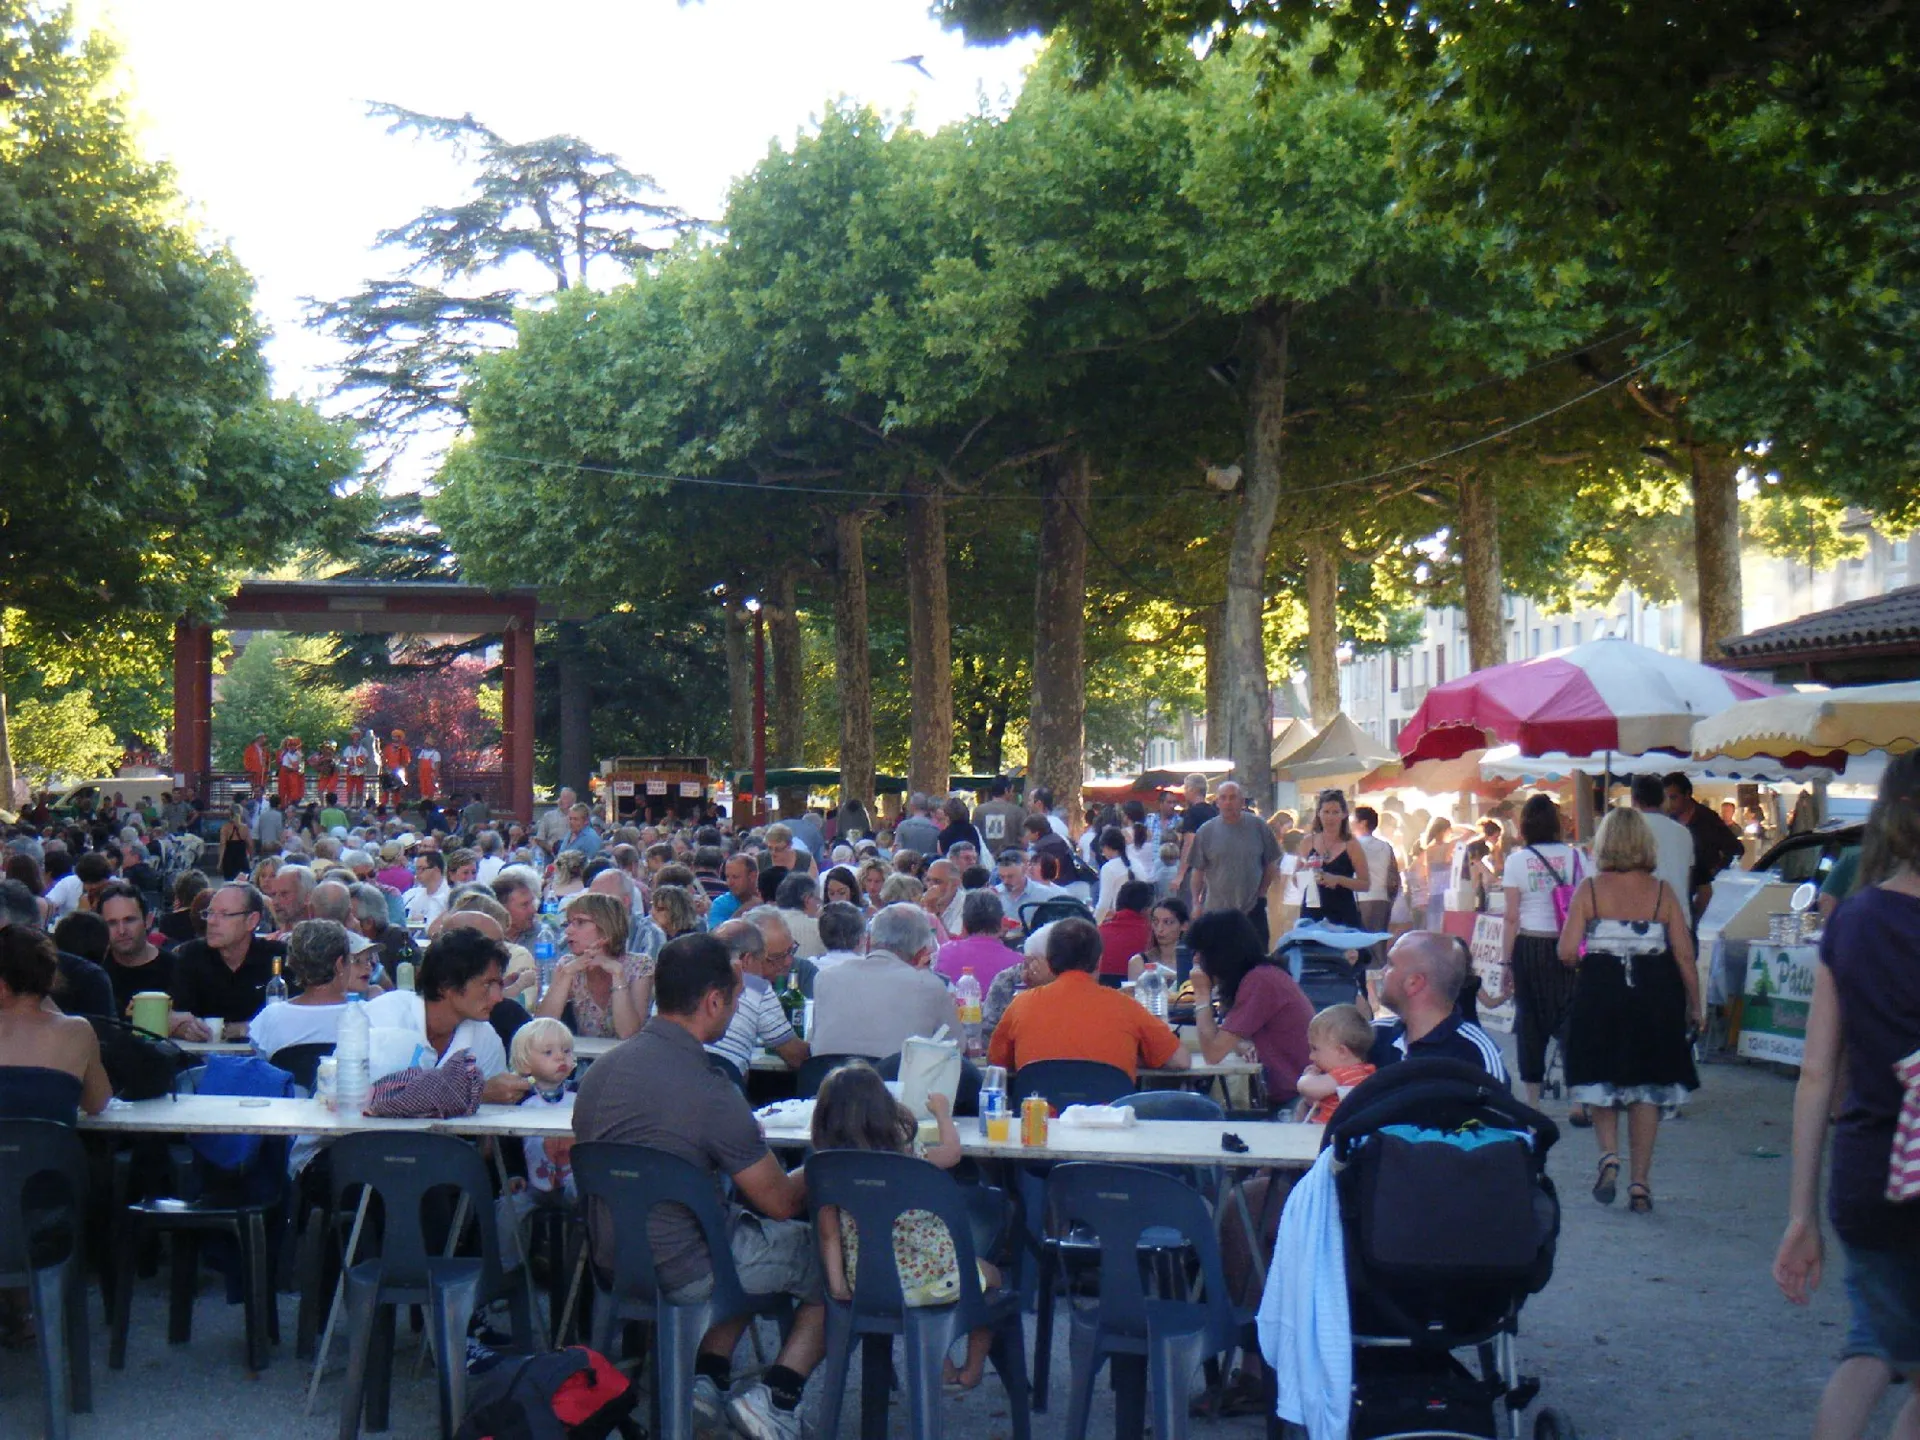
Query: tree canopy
0 3 367 799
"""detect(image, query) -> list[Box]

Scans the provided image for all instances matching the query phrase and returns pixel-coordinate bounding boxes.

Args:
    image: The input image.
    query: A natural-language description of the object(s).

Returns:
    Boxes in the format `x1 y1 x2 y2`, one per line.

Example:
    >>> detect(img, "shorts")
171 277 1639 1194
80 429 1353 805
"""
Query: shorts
664 1208 822 1306
1841 1238 1920 1369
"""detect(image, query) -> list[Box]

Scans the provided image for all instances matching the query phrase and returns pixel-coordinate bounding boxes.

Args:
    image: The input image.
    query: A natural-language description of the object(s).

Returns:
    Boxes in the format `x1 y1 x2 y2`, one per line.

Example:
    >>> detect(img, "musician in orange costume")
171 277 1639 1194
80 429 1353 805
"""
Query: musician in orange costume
276 736 305 805
384 729 412 802
242 732 271 797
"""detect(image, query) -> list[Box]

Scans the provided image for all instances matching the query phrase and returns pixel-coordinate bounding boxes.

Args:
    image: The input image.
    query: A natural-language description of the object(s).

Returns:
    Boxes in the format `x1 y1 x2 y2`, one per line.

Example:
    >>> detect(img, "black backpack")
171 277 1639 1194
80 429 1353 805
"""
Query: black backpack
87 1015 185 1101
457 1347 639 1440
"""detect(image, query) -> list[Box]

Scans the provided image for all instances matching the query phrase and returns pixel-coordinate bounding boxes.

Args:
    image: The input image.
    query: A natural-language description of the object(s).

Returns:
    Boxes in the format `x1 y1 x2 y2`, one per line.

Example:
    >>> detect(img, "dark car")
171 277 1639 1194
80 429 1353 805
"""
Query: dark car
1749 823 1865 887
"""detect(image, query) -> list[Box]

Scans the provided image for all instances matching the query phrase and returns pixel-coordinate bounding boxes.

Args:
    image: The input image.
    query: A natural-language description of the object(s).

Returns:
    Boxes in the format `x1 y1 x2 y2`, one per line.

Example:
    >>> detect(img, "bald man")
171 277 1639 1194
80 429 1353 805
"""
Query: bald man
1367 930 1509 1085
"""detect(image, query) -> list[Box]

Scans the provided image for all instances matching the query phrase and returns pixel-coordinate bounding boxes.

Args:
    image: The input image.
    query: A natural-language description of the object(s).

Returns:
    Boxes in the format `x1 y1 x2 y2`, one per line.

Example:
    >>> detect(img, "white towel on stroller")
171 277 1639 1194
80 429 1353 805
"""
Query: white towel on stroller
1258 1147 1351 1440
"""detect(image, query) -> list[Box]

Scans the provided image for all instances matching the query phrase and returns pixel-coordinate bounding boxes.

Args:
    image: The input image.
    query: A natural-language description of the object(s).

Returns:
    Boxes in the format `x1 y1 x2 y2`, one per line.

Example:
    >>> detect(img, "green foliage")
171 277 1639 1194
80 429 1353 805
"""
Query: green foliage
1745 490 1869 573
8 691 121 784
1 608 174 747
0 4 367 792
310 105 690 467
210 635 359 771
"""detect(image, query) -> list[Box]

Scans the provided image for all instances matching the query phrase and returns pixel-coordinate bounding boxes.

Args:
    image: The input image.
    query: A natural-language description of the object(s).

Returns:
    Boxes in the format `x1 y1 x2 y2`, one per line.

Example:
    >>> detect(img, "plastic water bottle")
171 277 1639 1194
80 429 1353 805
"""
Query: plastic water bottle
1136 961 1169 1020
334 992 371 1116
955 967 984 1057
264 958 288 1007
395 961 415 992
533 924 558 1002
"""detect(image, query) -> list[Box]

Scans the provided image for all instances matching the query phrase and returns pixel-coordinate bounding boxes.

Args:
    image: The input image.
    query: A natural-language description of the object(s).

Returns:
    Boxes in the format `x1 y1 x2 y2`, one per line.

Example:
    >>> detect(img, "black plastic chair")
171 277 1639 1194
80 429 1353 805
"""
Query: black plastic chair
0 1120 92 1440
1045 1163 1250 1440
1009 1060 1132 1110
707 1052 747 1091
329 1131 531 1440
1006 1057 1133 1372
807 1148 1032 1440
1114 1090 1226 1123
109 1062 287 1374
569 1142 794 1440
270 1041 335 1091
1031 1089 1229 1410
795 1052 881 1100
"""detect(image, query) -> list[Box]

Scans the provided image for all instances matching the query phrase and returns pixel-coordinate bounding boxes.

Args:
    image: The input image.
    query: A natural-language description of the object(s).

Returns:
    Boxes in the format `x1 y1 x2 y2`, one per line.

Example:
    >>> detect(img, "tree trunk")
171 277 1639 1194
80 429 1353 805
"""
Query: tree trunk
904 479 952 798
1688 441 1744 659
768 567 807 818
1203 602 1228 757
725 603 752 774
1223 303 1289 802
555 620 593 796
769 568 804 765
1029 450 1091 825
1459 470 1504 671
1304 547 1340 726
0 632 14 809
832 511 875 812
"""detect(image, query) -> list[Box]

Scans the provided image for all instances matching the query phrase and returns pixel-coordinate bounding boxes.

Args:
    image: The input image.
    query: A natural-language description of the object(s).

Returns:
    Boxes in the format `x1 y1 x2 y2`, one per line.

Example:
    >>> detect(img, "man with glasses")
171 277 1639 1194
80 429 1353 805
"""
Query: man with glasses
993 847 1062 932
706 912 810 1077
166 882 287 1041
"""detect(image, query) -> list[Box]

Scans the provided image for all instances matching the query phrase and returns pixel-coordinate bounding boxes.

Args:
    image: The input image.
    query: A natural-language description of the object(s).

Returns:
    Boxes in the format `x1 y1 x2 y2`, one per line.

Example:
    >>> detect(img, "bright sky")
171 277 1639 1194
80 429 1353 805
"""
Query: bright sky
73 0 1039 431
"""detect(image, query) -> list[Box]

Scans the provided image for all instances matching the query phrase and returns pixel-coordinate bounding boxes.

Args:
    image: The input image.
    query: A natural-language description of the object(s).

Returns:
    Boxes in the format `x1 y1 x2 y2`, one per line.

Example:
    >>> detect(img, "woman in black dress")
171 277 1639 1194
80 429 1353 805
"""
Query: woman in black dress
1299 788 1369 928
218 803 252 880
1558 807 1701 1213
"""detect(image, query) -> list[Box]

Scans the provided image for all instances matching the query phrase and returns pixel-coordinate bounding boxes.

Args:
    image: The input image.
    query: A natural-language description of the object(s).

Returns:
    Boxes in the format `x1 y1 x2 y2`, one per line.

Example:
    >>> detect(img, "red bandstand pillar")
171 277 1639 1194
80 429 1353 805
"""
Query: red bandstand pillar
171 619 213 800
502 611 537 821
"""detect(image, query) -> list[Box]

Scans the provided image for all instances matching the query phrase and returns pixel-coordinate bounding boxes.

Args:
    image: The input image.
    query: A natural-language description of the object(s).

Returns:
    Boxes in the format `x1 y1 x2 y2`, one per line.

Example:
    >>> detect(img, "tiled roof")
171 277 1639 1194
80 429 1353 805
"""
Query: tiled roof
1720 584 1920 665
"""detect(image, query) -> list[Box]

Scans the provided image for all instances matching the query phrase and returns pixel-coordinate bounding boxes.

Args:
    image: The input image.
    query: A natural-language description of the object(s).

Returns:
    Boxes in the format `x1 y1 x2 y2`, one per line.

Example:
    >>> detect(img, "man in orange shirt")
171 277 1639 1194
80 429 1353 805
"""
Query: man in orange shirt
242 733 271 797
384 729 412 803
987 918 1189 1081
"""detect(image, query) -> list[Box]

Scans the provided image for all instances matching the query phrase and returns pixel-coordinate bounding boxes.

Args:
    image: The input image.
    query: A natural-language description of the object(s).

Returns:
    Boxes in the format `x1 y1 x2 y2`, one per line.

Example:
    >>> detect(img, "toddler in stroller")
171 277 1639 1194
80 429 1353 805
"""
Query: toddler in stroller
1265 1058 1578 1440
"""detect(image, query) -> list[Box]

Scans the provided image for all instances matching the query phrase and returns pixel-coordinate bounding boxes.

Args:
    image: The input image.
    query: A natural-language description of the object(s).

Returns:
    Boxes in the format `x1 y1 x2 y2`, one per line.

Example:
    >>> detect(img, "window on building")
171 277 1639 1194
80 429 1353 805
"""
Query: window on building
1458 640 1469 675
1551 624 1561 650
1420 650 1430 686
1435 645 1446 684
1388 718 1403 745
1390 653 1399 691
1530 627 1541 656
1572 621 1582 646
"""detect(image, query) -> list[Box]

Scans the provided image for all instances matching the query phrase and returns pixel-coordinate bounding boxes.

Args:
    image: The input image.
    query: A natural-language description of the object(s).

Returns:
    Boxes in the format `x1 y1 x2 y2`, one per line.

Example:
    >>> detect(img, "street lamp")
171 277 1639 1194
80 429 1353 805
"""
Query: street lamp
744 597 766 825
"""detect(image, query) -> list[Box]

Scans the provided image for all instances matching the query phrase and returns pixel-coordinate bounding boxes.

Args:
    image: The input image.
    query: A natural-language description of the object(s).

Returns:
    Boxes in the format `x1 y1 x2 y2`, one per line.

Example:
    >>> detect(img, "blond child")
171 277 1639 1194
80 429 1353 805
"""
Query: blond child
810 1063 1001 1389
509 1016 578 1200
1296 1003 1377 1125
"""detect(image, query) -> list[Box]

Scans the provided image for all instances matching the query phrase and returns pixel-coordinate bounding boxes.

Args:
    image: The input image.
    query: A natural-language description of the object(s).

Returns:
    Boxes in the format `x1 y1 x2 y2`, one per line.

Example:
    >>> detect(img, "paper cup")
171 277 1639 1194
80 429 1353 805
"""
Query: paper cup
201 1017 225 1043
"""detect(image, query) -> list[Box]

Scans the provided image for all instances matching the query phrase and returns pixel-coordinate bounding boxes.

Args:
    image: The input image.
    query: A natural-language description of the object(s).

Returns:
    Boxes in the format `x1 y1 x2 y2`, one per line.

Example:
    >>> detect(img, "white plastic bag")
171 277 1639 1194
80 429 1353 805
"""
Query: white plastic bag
897 1027 961 1120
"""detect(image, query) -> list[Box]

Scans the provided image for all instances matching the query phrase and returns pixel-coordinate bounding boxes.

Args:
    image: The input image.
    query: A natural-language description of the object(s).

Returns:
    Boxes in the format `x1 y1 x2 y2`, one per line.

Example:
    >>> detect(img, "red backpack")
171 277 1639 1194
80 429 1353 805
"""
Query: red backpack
456 1347 638 1440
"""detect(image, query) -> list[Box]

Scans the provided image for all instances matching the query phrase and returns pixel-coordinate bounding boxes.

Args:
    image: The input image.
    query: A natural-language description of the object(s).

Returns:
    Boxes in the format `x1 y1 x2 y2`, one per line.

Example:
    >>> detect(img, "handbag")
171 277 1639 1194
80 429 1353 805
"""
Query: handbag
1888 1047 1920 1203
87 1015 185 1101
1528 845 1582 930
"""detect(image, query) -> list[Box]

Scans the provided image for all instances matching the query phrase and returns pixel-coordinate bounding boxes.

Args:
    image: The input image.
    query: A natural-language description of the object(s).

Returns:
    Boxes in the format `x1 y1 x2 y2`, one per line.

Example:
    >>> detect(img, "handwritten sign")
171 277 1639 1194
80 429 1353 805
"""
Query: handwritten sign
1468 913 1515 1034
645 780 669 796
611 781 634 797
680 781 703 798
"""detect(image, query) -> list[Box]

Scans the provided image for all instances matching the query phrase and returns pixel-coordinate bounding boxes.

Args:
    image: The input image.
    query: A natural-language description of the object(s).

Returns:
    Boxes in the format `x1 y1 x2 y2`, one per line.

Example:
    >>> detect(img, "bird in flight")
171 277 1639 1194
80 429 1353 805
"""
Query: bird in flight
895 55 934 79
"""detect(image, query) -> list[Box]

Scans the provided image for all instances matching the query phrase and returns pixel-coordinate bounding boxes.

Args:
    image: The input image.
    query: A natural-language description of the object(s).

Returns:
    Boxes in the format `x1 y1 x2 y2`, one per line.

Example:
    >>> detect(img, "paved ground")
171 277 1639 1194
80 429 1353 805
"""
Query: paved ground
0 1055 1891 1439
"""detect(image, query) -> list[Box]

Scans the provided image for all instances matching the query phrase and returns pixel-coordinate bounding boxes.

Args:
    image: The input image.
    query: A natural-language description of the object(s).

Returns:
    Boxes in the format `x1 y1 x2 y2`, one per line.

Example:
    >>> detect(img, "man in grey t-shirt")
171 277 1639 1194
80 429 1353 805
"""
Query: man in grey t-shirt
1189 781 1281 932
573 933 825 1438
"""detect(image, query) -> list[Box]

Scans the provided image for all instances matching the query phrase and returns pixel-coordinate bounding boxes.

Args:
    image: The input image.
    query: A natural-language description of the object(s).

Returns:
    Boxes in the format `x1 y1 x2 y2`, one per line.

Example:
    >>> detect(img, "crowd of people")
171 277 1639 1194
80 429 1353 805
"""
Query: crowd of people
3 752 1915 1440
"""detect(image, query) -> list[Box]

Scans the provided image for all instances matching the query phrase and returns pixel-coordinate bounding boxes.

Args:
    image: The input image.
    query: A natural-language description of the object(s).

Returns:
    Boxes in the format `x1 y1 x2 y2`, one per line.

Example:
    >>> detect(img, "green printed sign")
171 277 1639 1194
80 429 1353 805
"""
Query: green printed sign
1739 943 1817 1066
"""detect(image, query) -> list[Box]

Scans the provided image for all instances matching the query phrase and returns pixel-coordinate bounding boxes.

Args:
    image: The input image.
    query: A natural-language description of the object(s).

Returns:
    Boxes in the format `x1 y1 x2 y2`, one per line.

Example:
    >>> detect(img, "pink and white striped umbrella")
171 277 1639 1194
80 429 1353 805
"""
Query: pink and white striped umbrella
1397 638 1779 764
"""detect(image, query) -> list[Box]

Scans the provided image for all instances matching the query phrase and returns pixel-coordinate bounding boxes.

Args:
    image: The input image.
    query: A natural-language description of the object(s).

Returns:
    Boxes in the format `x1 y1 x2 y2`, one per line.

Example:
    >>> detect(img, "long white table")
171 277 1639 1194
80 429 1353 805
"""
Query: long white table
569 1033 1260 1084
79 1093 1319 1169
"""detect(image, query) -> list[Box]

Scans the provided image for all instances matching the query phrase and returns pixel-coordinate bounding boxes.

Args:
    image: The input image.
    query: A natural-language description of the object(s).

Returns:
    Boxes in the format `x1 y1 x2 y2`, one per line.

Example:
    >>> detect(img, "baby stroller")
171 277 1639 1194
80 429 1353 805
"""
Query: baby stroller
1322 1059 1577 1440
1276 935 1368 1012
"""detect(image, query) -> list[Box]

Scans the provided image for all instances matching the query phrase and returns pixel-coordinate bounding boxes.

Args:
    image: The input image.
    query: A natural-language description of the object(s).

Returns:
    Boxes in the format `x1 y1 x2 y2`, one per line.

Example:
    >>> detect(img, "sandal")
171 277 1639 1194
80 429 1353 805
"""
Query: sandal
1567 1106 1593 1128
1628 1183 1653 1214
1592 1153 1620 1206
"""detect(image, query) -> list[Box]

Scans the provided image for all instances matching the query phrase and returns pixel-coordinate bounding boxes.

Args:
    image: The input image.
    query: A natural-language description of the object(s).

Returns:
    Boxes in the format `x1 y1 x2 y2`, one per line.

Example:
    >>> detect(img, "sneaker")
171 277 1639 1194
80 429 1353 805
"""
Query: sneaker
727 1382 802 1440
691 1374 726 1430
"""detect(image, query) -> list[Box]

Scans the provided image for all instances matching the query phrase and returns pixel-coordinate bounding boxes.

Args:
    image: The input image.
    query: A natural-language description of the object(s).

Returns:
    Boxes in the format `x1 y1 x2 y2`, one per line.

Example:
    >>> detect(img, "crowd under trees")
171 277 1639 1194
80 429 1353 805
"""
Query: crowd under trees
4 1 1914 812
